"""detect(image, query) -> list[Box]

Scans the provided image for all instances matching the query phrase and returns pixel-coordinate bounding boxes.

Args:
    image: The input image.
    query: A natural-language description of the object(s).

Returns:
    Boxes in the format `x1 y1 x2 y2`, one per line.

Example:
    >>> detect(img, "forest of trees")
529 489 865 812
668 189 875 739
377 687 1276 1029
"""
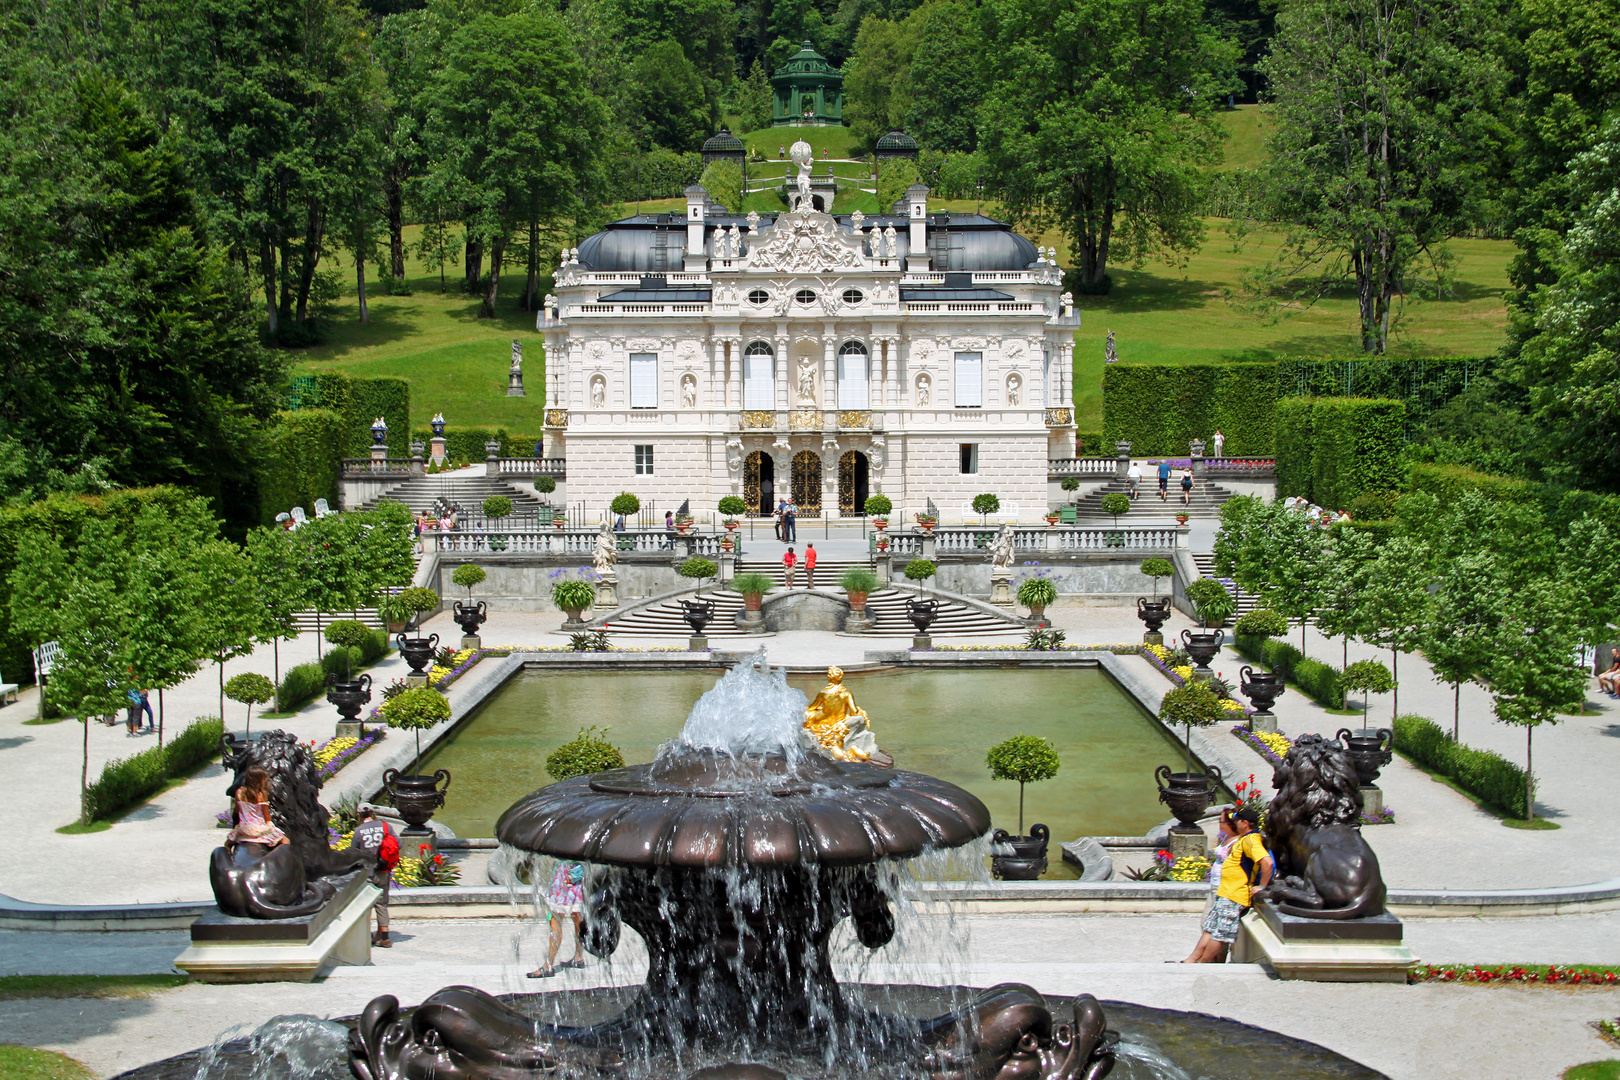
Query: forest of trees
2 0 1620 514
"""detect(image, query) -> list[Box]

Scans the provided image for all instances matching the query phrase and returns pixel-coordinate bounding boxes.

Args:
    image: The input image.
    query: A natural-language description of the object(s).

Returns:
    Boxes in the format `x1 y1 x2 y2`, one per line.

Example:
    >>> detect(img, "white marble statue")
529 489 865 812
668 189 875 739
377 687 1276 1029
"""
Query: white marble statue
510 340 523 372
681 374 697 408
791 140 814 210
797 357 817 405
882 225 897 258
1006 373 1021 406
591 376 605 408
915 374 930 405
990 521 1016 574
592 520 617 576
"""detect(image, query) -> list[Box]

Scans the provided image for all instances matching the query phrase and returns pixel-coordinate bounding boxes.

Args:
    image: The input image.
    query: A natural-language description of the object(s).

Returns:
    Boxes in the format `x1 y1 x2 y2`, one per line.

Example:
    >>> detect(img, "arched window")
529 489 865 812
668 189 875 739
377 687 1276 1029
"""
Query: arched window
743 341 775 408
837 341 869 409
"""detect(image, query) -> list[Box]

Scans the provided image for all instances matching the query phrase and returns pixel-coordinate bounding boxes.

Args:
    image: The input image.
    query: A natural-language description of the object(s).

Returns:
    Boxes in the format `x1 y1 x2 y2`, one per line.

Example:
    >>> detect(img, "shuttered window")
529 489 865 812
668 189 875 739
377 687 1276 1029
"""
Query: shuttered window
630 353 657 408
954 352 982 407
743 343 774 408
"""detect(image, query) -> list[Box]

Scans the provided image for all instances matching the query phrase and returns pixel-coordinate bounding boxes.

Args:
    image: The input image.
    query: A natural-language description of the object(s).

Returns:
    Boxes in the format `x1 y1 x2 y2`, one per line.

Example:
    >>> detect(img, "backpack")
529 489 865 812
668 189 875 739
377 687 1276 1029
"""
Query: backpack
377 831 400 870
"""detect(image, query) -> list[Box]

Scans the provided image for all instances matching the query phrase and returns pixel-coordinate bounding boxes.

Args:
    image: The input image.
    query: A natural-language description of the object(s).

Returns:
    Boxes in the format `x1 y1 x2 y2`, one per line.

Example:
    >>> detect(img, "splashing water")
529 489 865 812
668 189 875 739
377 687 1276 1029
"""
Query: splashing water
192 1015 350 1080
659 649 807 764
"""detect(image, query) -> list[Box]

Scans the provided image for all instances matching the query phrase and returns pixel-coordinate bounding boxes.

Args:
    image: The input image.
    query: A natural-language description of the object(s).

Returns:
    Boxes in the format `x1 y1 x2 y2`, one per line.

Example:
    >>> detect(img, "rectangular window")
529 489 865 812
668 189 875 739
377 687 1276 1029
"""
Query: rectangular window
634 444 654 475
743 353 773 408
837 351 869 409
630 353 658 408
959 443 979 474
954 351 982 407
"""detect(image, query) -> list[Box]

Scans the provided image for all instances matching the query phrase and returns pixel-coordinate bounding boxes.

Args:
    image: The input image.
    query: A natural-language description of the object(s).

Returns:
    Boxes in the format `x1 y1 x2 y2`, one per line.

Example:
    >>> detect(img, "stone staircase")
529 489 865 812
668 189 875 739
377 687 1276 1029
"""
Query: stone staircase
1191 553 1260 619
1068 478 1240 520
359 476 548 519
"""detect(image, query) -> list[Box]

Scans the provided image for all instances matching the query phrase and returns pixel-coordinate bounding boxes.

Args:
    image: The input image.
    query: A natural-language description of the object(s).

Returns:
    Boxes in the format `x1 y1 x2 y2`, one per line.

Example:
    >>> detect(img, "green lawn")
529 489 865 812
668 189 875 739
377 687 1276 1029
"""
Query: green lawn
0 1046 93 1080
1214 105 1270 171
743 125 859 160
296 201 1514 434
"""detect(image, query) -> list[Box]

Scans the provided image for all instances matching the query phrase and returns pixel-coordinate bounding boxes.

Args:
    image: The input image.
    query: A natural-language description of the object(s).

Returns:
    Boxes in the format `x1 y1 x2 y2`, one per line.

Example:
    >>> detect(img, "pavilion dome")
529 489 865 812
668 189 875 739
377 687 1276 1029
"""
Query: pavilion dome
875 130 918 153
702 127 745 154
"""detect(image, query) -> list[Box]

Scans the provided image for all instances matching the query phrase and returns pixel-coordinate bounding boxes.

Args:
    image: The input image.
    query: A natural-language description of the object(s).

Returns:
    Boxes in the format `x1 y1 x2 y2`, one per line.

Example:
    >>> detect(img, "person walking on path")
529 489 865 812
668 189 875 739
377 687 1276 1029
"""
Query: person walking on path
1182 807 1271 963
347 807 399 948
1211 429 1225 459
784 500 798 542
527 860 588 978
1157 460 1172 501
804 544 817 588
1180 469 1194 507
783 547 798 588
1127 461 1142 500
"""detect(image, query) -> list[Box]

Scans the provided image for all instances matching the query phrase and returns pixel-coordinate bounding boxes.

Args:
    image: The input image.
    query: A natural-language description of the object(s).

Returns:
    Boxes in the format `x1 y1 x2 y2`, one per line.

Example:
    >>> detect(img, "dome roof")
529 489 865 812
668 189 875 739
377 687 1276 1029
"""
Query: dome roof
702 127 745 153
875 130 918 152
929 219 1039 272
773 41 841 80
576 221 685 272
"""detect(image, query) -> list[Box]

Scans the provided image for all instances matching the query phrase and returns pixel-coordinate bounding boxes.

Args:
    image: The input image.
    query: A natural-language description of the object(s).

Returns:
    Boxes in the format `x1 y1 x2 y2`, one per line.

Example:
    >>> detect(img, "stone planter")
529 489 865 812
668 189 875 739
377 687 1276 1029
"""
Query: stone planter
396 633 441 677
916 519 936 533
744 593 765 612
872 518 888 531
846 591 869 611
1026 603 1047 627
1240 665 1285 714
382 768 452 837
1045 515 1060 527
1336 727 1394 786
1155 764 1221 828
561 608 589 629
991 824 1049 880
1175 514 1190 526
1181 627 1225 677
1137 597 1171 643
724 520 739 533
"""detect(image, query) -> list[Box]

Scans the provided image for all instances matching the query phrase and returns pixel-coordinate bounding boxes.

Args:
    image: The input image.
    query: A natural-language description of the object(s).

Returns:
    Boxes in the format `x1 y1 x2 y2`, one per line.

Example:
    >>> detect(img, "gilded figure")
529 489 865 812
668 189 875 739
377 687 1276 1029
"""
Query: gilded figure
803 666 893 767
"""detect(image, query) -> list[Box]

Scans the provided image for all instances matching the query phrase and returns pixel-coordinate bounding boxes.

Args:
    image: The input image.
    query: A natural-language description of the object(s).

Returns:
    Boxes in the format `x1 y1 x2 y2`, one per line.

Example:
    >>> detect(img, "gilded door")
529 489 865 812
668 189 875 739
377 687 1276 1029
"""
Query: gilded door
745 451 774 516
838 451 869 515
791 450 822 514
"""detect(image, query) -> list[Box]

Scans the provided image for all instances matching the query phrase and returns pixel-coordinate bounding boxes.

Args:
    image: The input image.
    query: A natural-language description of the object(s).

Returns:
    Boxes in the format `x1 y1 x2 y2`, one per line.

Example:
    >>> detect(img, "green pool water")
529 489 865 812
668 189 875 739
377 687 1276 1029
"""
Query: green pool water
419 667 1193 878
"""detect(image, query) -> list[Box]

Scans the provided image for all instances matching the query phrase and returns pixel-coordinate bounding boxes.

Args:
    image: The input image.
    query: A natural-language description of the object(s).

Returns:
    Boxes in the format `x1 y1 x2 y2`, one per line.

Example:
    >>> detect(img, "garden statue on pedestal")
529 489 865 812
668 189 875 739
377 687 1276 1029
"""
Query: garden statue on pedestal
593 519 619 608
988 520 1015 607
380 687 454 852
803 665 893 767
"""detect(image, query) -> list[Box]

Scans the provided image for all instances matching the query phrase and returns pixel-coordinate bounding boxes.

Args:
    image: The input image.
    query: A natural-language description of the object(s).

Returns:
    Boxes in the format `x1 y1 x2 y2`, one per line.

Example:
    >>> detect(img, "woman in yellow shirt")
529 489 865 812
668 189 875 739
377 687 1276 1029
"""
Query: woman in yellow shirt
1183 807 1272 963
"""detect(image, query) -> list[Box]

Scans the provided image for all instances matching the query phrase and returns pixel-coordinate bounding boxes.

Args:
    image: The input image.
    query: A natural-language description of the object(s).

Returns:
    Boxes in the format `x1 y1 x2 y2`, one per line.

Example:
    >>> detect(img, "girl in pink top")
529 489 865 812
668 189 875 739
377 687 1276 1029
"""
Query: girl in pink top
227 766 289 851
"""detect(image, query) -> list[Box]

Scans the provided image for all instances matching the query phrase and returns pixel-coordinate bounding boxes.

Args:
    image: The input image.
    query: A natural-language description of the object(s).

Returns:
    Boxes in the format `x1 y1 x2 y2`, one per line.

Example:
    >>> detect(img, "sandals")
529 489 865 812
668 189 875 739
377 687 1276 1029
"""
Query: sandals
564 958 587 969
526 967 556 979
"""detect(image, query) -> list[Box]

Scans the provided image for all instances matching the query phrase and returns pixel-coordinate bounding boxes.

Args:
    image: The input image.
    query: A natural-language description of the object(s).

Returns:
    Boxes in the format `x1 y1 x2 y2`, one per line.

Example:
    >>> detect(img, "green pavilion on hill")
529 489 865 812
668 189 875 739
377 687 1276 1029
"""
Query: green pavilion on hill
772 41 844 126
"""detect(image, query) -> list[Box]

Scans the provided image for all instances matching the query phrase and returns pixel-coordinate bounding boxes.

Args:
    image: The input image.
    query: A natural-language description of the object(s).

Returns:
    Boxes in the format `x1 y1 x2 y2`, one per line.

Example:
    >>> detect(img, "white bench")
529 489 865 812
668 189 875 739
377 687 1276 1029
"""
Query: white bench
0 670 17 705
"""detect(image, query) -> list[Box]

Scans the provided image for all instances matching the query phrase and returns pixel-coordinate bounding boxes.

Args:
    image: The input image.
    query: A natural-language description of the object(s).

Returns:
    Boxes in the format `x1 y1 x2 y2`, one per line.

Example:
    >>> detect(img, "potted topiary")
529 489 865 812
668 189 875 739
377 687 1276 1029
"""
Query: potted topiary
534 476 557 505
904 558 937 588
679 556 719 591
731 572 774 628
323 619 375 728
610 492 641 522
718 495 746 531
224 672 275 739
985 734 1060 879
1185 577 1234 630
840 566 881 612
380 687 454 839
1060 476 1081 505
1155 681 1225 836
482 495 514 551
864 493 892 530
1100 492 1131 545
972 493 1001 525
450 564 488 644
1016 576 1058 627
1136 557 1176 643
551 579 597 628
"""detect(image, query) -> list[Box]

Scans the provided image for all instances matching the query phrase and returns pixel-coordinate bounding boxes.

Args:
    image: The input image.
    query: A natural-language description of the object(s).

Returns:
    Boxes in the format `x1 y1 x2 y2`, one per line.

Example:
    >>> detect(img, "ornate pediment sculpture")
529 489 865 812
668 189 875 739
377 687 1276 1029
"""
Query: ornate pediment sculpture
745 211 865 274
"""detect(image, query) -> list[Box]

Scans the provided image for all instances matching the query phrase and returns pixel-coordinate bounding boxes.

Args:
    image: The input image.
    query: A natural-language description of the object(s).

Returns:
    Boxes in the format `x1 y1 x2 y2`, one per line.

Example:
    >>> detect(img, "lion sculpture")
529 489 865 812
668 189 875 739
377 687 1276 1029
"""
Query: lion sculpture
1253 733 1387 920
213 729 369 919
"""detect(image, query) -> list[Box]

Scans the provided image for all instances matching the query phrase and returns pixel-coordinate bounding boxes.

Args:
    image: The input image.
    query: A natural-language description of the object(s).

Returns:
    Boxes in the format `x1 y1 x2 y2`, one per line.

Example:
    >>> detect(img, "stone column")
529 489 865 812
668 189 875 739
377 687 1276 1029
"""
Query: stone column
875 551 892 584
922 534 937 561
822 336 837 409
719 550 735 585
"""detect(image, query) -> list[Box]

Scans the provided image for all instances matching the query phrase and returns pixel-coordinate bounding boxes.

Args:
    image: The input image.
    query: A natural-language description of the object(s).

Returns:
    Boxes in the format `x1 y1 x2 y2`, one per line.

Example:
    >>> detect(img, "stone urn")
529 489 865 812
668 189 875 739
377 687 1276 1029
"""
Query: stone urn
1241 665 1284 732
1155 764 1222 828
1045 514 1060 527
396 632 441 678
382 768 452 835
1181 627 1225 677
916 517 937 533
326 672 373 727
723 520 739 533
872 518 888 532
452 599 487 643
1137 597 1171 643
680 599 713 635
991 824 1049 880
1026 603 1048 627
1336 727 1394 786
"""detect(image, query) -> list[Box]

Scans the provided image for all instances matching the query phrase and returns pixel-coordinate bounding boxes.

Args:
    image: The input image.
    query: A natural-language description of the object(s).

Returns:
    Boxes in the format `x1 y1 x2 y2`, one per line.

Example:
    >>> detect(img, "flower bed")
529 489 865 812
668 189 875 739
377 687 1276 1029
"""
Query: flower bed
1126 848 1212 883
313 728 385 780
1410 964 1620 986
393 841 462 887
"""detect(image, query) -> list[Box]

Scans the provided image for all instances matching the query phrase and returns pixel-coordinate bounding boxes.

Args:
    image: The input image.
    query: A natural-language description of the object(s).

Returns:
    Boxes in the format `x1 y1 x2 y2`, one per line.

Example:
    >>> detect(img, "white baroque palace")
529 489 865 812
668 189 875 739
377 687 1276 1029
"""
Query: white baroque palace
538 143 1078 519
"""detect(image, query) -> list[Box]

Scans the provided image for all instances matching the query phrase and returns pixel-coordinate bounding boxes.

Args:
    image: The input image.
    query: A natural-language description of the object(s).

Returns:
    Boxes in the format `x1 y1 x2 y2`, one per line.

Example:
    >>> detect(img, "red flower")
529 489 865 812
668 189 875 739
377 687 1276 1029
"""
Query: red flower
434 855 444 865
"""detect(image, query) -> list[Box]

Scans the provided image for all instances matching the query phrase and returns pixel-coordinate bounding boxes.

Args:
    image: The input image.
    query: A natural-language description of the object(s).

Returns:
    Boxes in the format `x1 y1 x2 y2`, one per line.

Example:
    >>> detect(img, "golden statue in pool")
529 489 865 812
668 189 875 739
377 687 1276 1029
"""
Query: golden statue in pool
803 666 893 767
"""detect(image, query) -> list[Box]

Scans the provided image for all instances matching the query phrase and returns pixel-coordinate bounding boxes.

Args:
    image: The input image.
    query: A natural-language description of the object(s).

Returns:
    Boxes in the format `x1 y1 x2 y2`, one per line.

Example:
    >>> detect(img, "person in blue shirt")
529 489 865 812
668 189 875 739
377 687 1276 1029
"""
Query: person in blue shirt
1156 460 1172 501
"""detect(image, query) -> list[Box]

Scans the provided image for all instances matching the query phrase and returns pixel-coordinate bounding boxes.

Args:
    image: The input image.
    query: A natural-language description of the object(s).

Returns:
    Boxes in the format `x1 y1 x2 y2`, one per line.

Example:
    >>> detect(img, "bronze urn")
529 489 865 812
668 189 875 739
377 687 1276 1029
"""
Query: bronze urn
1155 764 1222 828
1336 728 1394 786
1240 665 1284 713
991 823 1050 880
906 597 938 633
325 672 373 723
396 632 441 677
679 599 713 635
1137 597 1172 638
383 768 453 832
1181 627 1225 676
452 599 488 637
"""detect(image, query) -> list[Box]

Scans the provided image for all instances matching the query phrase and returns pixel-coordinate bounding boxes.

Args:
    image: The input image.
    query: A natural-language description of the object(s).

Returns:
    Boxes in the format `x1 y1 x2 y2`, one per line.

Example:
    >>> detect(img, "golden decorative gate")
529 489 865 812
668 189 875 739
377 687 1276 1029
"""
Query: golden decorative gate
838 451 869 515
791 450 822 514
744 451 775 516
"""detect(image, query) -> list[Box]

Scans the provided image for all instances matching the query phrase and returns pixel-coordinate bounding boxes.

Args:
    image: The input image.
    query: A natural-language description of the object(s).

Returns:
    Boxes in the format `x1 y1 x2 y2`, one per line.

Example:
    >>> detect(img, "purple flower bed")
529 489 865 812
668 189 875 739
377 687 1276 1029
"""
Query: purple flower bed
1360 807 1396 825
318 727 385 781
1233 724 1285 766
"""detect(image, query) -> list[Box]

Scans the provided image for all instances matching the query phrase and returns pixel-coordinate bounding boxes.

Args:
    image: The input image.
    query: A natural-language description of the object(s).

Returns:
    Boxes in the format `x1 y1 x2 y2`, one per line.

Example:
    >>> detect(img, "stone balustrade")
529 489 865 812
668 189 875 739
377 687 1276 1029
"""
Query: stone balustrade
341 458 414 477
430 529 728 557
1048 457 1116 477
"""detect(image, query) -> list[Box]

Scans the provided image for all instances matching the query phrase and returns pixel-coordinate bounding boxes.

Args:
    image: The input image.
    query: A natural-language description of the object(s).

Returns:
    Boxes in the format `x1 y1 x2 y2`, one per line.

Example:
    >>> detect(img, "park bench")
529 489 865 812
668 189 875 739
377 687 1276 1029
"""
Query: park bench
0 669 16 704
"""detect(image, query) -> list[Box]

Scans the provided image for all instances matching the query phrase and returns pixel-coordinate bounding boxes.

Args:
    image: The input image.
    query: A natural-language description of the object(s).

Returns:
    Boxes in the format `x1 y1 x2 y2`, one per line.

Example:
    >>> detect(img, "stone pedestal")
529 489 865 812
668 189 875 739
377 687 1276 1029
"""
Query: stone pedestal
595 578 619 609
845 610 873 634
1232 902 1416 983
1044 529 1060 553
912 634 932 650
460 635 480 651
174 871 379 983
719 551 735 584
875 553 892 584
1143 631 1164 646
335 720 363 740
1167 825 1206 859
989 574 1014 608
429 435 446 465
1248 712 1278 734
406 673 427 689
688 635 709 652
739 608 765 633
370 444 389 463
921 534 937 560
507 368 525 397
1360 784 1383 818
400 827 435 861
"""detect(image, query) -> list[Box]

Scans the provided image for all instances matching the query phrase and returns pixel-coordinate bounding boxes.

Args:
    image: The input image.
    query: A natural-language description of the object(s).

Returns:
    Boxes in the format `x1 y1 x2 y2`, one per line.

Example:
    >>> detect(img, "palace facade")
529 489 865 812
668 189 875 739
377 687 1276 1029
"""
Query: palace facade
537 178 1077 522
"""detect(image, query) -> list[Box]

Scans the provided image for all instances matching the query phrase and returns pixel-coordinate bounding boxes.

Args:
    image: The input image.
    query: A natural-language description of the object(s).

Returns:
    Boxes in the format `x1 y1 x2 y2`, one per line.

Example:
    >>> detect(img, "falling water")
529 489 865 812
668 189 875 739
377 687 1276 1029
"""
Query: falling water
191 1016 350 1080
658 650 808 765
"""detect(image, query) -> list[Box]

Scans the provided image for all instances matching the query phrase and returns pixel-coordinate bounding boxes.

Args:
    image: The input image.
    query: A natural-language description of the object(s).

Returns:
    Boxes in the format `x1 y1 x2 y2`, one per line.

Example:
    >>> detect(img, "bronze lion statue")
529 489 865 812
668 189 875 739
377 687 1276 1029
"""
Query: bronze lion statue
1253 733 1387 920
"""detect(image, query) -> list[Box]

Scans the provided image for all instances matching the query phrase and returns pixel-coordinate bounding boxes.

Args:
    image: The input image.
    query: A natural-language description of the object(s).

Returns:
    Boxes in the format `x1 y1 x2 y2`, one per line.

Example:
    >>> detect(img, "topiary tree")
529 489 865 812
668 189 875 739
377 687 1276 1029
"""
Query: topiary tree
864 494 893 517
985 734 1061 835
482 495 514 520
1101 492 1131 529
904 558 937 584
679 557 719 589
610 492 641 518
1342 659 1395 730
380 686 453 773
324 619 372 680
397 587 440 626
535 476 557 498
1234 607 1289 639
1140 558 1174 599
224 672 275 738
551 579 596 617
972 493 1001 524
1185 577 1234 628
1060 476 1081 497
451 563 486 603
1158 680 1224 775
545 726 627 782
718 495 747 518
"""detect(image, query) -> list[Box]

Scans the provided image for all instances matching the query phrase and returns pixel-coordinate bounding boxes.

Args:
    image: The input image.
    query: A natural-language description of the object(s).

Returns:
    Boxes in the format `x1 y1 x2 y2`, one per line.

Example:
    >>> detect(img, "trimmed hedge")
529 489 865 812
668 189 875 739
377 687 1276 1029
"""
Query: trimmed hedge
1233 634 1344 709
294 372 412 458
275 662 327 713
260 408 346 522
414 427 545 464
1408 463 1542 509
1392 714 1530 819
606 149 703 202
1074 431 1117 456
1273 355 1493 432
319 629 390 681
82 717 225 823
1101 363 1279 456
1274 397 1405 509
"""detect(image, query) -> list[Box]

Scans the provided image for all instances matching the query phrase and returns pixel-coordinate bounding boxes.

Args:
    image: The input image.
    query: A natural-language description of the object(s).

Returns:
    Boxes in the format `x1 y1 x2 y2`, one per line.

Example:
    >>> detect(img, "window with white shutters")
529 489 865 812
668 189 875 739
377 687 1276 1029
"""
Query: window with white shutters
743 342 774 408
630 353 658 408
954 352 982 407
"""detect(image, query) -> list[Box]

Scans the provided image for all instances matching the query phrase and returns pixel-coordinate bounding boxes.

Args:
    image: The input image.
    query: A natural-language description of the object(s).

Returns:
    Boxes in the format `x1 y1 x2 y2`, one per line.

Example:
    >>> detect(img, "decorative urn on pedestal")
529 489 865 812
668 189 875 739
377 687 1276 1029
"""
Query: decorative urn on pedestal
382 767 452 849
1137 597 1172 643
991 824 1050 880
680 599 713 652
1156 763 1222 857
906 596 937 649
452 600 487 647
396 632 441 686
326 672 373 737
1241 665 1285 733
1337 727 1394 817
1181 626 1225 679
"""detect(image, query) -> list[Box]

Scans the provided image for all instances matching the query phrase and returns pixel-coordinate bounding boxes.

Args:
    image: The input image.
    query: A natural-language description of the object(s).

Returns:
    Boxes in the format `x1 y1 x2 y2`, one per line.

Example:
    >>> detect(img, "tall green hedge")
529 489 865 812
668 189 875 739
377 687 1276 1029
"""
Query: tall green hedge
1408 463 1620 533
260 408 346 521
1273 355 1493 432
295 372 412 458
1101 363 1279 455
1274 397 1404 508
1391 714 1530 819
414 428 545 463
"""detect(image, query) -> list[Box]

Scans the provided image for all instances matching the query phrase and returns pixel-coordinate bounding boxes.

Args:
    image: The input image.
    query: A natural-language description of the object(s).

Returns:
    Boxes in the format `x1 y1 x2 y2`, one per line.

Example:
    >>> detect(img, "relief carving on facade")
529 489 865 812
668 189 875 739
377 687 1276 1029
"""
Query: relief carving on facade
745 211 866 273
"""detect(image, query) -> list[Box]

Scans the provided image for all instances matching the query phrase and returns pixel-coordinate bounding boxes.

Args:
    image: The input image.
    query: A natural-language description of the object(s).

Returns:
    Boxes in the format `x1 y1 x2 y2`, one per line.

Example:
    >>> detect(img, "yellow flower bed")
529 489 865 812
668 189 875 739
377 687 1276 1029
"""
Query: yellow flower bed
1254 730 1293 758
426 665 451 686
392 857 425 888
1218 698 1247 713
1168 855 1212 882
313 737 357 768
1172 665 1194 680
1144 643 1173 662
